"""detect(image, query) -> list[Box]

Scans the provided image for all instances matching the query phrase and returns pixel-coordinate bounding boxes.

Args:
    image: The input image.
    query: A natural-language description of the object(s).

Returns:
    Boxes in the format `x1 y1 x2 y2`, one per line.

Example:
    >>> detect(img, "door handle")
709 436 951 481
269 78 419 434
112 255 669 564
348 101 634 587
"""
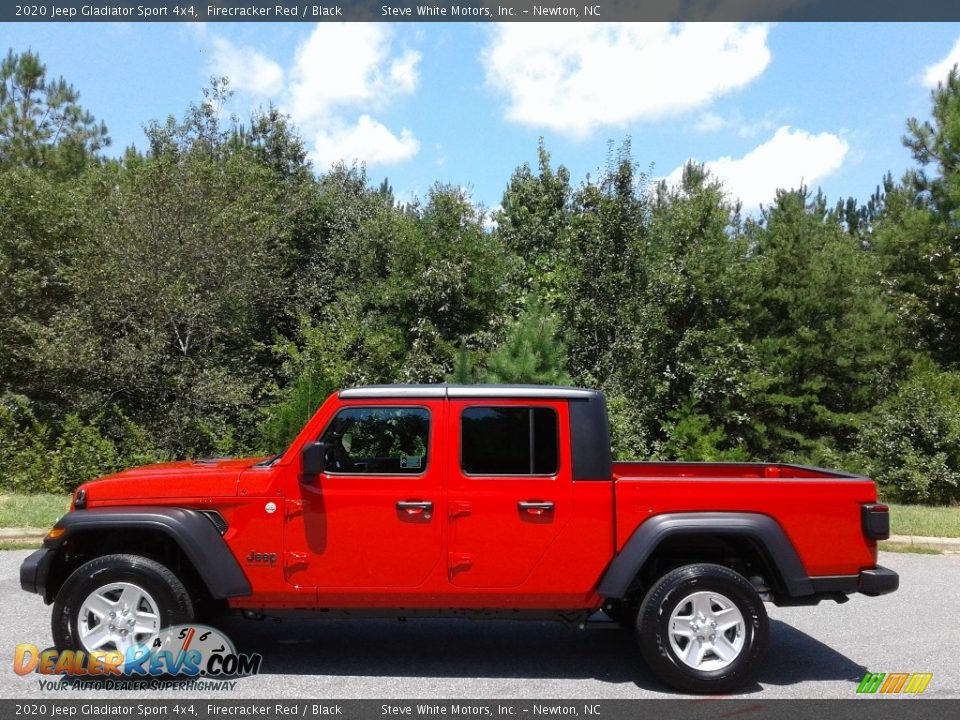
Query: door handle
397 500 433 518
518 501 554 515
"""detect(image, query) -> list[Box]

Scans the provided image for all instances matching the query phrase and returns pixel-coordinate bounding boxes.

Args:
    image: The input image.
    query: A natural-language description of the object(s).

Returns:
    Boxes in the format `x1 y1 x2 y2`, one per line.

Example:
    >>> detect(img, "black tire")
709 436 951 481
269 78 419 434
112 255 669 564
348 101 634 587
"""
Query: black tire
52 554 194 653
636 563 768 694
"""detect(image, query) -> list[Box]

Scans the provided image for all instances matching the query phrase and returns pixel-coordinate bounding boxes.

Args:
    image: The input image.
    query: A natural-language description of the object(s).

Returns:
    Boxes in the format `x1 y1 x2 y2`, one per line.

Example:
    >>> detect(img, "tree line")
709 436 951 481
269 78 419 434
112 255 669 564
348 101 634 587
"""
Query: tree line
2 49 959 504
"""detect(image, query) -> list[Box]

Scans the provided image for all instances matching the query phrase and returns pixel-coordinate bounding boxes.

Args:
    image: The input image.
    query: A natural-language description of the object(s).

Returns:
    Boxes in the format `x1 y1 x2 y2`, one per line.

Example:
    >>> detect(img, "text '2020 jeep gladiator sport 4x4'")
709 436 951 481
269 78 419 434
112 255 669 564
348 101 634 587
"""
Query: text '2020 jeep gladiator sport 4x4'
21 385 898 693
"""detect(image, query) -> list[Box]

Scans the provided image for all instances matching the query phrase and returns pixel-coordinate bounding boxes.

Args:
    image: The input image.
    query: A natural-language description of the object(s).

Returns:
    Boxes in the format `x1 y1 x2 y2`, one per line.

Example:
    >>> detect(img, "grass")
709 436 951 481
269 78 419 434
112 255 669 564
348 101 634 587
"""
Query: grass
879 541 943 555
888 503 960 538
0 493 70 529
0 540 41 551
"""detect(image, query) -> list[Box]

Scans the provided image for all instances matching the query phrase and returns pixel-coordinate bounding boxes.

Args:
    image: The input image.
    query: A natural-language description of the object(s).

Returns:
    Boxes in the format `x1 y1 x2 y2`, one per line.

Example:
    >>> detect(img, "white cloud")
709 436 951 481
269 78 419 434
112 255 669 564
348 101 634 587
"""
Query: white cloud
693 109 779 138
208 36 284 97
666 126 849 210
288 24 420 127
202 24 421 167
922 36 960 88
309 115 420 167
694 112 728 133
483 23 771 138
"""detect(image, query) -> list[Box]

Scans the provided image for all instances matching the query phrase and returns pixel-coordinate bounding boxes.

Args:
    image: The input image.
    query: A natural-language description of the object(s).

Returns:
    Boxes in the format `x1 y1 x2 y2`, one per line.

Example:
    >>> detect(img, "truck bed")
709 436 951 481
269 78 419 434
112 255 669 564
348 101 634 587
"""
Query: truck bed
611 461 878 577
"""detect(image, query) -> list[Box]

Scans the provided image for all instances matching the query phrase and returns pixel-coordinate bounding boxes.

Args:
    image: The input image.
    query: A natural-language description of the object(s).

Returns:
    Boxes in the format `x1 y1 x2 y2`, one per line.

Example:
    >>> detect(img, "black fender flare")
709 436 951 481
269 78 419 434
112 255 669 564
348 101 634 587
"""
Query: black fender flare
598 512 814 599
44 507 251 599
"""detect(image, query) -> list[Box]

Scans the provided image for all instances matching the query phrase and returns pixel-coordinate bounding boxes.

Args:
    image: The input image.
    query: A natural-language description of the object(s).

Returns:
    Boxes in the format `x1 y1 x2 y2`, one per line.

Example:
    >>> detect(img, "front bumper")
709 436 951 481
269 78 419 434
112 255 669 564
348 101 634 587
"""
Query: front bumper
858 565 899 596
20 548 55 600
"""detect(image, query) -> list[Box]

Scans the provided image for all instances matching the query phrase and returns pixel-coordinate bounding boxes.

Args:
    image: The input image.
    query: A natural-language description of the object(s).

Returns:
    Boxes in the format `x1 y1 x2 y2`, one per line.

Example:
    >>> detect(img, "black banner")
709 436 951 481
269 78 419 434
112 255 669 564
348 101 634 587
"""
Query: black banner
4 0 960 23
0 700 956 720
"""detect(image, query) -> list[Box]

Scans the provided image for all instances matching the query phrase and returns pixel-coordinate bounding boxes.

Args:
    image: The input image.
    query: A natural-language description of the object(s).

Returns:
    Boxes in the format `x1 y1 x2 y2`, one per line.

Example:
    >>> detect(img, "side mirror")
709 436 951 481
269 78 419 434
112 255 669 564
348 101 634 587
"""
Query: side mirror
301 442 329 478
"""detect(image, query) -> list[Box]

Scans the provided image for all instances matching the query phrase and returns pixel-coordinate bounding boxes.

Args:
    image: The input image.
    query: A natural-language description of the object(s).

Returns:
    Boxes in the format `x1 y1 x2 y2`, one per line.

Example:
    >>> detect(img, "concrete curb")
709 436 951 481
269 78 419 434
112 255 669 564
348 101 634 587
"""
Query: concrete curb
886 534 960 548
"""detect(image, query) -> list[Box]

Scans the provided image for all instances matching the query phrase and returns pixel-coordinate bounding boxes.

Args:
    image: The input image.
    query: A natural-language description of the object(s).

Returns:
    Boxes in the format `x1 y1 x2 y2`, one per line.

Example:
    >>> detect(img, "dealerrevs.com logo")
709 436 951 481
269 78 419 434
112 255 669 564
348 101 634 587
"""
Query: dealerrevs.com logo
856 672 933 695
14 624 262 687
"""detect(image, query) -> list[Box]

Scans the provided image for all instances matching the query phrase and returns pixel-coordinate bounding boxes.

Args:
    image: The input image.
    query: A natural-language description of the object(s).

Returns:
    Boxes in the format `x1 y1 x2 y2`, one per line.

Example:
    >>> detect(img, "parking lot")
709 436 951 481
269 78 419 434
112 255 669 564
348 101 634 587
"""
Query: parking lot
2 550 956 699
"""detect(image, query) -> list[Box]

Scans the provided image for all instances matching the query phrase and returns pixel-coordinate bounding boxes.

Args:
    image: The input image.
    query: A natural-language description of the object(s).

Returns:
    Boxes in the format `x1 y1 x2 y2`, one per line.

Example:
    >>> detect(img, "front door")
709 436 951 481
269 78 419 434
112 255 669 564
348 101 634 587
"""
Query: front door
284 401 444 588
447 399 572 588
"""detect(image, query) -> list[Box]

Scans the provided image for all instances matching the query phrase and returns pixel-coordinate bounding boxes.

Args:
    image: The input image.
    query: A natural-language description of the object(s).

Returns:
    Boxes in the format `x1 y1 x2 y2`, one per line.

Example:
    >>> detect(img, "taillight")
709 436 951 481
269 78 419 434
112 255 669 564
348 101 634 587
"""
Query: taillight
861 503 890 540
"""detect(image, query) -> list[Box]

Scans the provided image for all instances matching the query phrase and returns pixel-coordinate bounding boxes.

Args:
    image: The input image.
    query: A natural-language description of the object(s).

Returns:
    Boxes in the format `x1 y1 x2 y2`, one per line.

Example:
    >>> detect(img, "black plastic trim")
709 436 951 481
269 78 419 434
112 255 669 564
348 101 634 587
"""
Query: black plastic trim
598 512 814 598
568 392 613 481
39 507 251 599
200 510 228 535
19 548 54 596
809 565 899 596
808 575 859 594
858 565 899 596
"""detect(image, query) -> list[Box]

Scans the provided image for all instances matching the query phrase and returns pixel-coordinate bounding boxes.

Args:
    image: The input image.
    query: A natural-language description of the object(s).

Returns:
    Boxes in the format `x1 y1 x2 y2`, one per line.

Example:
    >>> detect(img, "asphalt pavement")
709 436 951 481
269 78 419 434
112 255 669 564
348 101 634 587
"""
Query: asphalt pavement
1 550 956 699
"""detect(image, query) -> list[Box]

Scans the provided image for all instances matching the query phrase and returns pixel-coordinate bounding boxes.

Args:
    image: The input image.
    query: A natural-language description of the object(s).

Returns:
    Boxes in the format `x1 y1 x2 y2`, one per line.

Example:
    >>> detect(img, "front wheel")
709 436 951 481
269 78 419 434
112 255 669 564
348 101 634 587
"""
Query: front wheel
636 563 768 694
52 554 195 654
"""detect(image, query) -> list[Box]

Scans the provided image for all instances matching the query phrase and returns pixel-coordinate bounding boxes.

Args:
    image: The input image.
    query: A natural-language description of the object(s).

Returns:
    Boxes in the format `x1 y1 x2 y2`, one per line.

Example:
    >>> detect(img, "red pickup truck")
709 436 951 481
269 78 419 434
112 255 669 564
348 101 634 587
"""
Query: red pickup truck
21 385 897 693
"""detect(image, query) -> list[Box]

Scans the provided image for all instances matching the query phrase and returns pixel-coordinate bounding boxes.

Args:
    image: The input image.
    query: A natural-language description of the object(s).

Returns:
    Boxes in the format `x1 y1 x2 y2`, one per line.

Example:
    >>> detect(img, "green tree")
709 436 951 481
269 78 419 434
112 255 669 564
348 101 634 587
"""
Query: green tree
348 183 513 381
0 49 109 175
454 297 572 385
261 183 515 447
0 168 77 407
562 142 650 390
561 153 750 459
32 81 293 457
856 358 960 504
872 67 960 366
645 164 753 460
740 188 903 459
496 140 572 302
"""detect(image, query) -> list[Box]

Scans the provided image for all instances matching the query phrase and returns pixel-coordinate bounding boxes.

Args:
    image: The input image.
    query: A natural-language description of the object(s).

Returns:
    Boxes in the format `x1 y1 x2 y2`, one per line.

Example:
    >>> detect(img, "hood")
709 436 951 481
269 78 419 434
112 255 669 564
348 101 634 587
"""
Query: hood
78 456 265 503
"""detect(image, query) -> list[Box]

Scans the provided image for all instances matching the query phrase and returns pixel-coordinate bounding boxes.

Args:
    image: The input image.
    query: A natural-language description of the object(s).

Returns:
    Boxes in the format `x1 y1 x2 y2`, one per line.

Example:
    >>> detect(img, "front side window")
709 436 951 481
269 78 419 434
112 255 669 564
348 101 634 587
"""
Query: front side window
319 407 430 475
461 406 559 476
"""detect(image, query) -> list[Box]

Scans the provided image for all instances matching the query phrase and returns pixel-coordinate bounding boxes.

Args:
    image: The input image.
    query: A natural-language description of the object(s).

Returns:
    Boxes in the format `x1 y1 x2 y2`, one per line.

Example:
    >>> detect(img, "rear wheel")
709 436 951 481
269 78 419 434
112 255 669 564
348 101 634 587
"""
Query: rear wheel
52 554 194 653
636 563 768 694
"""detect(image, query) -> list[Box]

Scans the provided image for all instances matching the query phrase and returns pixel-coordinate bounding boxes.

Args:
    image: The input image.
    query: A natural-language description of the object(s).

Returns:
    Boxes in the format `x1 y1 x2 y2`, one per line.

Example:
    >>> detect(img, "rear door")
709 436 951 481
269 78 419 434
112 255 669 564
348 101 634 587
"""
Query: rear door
283 400 444 588
447 399 572 588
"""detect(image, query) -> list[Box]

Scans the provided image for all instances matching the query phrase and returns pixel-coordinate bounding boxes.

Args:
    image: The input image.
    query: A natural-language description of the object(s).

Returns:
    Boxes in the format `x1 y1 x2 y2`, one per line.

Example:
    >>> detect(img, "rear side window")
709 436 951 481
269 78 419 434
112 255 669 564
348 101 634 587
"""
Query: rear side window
461 407 559 476
319 407 430 475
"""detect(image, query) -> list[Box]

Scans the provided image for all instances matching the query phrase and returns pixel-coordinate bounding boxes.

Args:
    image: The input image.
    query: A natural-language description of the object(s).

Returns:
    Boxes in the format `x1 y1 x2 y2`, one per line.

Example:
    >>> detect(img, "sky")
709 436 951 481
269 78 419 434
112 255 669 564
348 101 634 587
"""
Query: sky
4 21 960 214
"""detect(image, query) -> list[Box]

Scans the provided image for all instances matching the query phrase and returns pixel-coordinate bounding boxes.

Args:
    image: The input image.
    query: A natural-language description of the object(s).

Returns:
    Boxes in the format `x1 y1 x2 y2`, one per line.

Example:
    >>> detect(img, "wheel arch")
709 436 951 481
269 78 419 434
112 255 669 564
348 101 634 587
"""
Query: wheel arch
598 512 814 601
40 507 251 604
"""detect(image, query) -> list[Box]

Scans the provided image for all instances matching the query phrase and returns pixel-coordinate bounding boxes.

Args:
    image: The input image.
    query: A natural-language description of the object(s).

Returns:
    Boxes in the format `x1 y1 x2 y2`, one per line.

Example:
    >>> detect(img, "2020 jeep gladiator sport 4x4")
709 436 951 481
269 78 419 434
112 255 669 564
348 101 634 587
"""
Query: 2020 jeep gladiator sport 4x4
20 385 898 693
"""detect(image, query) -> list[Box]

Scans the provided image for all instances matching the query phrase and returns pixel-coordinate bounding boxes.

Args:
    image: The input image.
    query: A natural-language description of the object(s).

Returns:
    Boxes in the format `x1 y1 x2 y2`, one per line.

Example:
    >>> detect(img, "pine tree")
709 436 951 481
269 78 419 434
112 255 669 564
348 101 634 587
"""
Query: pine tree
0 49 109 174
479 298 572 385
873 66 960 365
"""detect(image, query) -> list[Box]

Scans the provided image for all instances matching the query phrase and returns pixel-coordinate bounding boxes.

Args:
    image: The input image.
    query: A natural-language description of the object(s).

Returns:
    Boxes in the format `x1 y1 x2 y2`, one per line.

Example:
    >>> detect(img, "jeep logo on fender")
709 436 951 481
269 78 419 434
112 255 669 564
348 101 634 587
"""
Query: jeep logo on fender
245 551 277 566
